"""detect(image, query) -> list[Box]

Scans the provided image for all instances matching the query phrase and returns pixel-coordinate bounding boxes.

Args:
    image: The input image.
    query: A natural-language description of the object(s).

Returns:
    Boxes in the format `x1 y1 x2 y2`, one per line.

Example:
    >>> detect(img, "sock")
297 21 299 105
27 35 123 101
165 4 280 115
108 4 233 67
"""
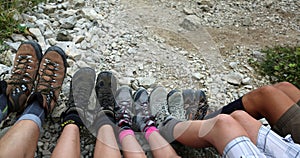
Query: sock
94 111 116 132
0 94 9 121
145 126 158 141
17 100 45 131
158 118 181 143
61 111 83 129
119 129 135 143
204 97 244 119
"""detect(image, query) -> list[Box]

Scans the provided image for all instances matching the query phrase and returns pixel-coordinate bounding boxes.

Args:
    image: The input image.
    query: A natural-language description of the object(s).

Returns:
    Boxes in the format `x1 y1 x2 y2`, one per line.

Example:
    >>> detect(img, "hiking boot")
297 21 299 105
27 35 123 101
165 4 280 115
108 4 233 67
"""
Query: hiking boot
6 41 42 113
167 90 185 121
27 46 67 115
182 89 208 120
60 67 96 129
149 86 169 127
194 90 209 120
132 88 155 132
115 86 133 130
95 71 117 117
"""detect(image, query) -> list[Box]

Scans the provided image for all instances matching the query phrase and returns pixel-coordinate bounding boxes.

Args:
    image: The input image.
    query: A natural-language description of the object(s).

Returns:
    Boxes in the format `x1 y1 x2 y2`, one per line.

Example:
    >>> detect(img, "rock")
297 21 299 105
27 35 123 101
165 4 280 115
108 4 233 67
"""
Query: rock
72 0 85 8
56 30 73 41
44 29 55 39
28 28 46 48
226 72 243 85
59 16 77 29
242 77 251 85
10 34 27 42
43 4 57 14
179 15 202 31
137 77 156 88
4 41 21 51
183 8 194 15
119 77 135 85
197 0 213 7
242 17 252 26
81 8 100 20
192 72 204 80
229 62 238 69
252 50 265 62
73 35 85 44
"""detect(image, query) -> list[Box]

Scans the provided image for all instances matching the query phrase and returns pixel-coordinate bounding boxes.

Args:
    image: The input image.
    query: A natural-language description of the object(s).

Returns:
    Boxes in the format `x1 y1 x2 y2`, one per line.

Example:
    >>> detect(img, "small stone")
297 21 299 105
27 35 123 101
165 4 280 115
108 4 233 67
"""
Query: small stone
179 15 202 31
229 62 238 69
183 8 194 15
11 34 27 42
4 41 21 51
56 30 73 41
28 28 46 48
226 72 243 85
242 77 251 85
243 17 252 26
60 16 77 29
192 72 204 80
119 77 135 85
81 8 100 20
137 77 156 88
43 4 57 14
73 35 85 44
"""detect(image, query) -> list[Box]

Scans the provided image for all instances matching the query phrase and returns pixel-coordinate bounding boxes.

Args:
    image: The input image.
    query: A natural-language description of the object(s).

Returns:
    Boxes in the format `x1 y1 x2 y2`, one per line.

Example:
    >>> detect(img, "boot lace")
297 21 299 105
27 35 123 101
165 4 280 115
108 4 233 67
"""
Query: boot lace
9 55 34 91
38 58 60 110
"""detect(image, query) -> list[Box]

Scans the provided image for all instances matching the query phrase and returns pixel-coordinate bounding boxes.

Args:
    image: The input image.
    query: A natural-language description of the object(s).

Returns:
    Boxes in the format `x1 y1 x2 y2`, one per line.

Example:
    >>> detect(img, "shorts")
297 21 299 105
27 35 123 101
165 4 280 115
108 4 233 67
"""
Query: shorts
257 125 300 158
273 104 300 143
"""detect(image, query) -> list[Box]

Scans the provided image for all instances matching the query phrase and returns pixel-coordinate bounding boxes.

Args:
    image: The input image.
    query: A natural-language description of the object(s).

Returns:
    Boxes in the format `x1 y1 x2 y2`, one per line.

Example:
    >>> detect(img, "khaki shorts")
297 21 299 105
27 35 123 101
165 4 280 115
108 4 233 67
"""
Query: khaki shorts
273 104 300 144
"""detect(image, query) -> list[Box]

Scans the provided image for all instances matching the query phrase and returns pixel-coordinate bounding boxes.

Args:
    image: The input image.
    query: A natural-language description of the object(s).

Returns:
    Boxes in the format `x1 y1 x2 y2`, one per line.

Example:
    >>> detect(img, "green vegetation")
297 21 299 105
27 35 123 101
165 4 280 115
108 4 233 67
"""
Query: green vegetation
251 46 300 88
0 0 45 44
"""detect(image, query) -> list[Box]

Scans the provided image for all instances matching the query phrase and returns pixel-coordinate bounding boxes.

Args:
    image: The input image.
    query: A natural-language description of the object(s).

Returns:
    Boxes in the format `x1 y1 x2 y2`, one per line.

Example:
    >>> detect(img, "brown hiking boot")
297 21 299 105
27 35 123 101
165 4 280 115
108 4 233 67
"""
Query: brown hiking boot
6 41 42 113
27 46 67 115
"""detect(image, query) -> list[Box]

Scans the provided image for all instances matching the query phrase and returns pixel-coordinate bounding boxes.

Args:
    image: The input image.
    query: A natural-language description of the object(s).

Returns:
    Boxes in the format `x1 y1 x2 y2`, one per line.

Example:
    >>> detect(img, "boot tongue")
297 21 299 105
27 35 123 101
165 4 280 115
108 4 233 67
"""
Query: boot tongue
27 92 45 109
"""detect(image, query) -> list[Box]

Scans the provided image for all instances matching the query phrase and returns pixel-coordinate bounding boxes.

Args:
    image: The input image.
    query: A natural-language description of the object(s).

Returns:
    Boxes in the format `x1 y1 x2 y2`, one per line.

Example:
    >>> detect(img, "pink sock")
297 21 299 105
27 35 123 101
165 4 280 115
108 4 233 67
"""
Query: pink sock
145 126 159 141
119 129 135 143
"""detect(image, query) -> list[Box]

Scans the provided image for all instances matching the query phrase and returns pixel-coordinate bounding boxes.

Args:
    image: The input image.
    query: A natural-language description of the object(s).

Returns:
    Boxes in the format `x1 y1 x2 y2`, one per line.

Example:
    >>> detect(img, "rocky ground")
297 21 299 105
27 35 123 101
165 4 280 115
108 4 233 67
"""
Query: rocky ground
0 0 299 157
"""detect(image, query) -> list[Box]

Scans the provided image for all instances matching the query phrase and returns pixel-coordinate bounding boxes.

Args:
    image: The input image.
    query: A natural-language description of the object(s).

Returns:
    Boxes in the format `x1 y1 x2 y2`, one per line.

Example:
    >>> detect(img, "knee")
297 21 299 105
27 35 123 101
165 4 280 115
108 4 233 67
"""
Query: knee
274 82 295 89
214 114 237 128
230 110 249 119
256 85 278 97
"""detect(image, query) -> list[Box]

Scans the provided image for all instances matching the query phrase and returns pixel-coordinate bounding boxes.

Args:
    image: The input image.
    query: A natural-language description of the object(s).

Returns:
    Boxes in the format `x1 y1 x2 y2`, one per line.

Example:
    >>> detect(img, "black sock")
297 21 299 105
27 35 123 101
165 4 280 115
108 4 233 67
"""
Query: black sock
221 97 244 114
204 97 244 119
61 111 84 129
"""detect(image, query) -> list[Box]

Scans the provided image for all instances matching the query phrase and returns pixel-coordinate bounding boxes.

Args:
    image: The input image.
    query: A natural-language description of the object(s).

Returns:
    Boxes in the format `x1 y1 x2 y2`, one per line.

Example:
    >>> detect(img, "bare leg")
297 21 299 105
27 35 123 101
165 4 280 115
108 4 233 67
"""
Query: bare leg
121 135 146 158
51 124 80 158
242 85 295 125
273 82 300 103
0 120 39 158
148 131 180 158
173 114 249 154
230 110 262 144
94 125 121 158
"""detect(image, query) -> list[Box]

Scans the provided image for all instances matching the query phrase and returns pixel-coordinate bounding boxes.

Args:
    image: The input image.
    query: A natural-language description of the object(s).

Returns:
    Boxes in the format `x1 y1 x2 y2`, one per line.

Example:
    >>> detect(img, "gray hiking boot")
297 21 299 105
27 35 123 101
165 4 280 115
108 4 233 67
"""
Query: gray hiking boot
167 90 186 121
149 86 169 127
115 86 133 130
194 90 209 120
182 89 208 120
61 67 96 129
132 88 155 132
